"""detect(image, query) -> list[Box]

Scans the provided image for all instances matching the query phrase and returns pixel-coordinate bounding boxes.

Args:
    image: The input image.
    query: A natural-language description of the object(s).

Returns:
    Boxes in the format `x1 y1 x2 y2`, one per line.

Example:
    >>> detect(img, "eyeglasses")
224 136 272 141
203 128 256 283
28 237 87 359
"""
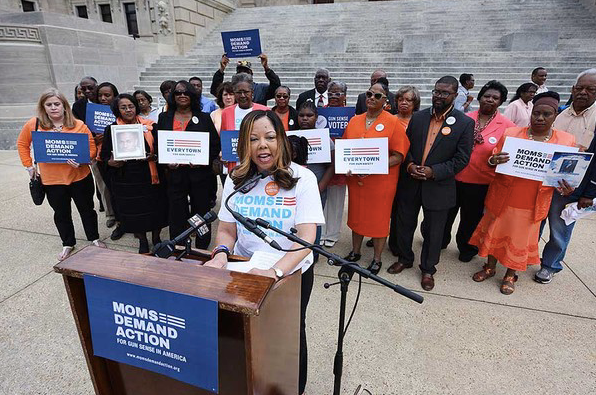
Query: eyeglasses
275 94 289 99
573 85 596 95
365 91 386 100
329 92 344 98
234 90 252 96
173 91 189 97
431 89 454 98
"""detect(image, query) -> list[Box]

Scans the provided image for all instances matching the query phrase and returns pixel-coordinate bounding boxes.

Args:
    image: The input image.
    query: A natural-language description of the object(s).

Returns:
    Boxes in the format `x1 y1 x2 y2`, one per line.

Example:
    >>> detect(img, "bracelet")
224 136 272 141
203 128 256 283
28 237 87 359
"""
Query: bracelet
487 156 497 166
211 245 230 259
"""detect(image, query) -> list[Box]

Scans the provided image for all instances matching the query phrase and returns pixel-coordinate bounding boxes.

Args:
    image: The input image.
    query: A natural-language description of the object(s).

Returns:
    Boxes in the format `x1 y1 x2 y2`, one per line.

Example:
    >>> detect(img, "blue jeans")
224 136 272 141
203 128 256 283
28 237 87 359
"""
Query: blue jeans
540 193 576 273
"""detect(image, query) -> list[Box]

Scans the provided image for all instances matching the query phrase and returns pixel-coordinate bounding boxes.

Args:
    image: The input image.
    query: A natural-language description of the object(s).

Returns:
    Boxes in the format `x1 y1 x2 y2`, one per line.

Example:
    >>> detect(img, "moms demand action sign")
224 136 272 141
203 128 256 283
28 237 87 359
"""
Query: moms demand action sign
84 275 218 392
221 29 262 58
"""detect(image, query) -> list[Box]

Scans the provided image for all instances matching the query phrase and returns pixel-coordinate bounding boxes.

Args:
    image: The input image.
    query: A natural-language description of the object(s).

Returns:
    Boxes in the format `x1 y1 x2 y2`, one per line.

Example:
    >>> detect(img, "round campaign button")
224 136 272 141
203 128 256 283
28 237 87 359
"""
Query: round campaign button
289 119 294 126
192 116 199 124
441 127 452 135
488 136 498 145
265 181 280 196
376 124 385 132
446 116 456 125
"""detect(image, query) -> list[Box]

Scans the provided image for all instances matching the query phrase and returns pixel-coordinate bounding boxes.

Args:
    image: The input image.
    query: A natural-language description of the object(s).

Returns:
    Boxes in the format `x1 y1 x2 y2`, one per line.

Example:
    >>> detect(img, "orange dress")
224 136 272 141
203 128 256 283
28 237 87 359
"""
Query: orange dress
344 111 410 237
469 127 576 271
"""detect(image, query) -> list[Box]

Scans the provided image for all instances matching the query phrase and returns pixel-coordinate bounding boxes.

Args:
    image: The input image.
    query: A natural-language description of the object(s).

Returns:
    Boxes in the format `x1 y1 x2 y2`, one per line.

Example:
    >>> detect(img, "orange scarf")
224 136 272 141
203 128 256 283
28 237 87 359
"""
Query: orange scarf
116 116 159 184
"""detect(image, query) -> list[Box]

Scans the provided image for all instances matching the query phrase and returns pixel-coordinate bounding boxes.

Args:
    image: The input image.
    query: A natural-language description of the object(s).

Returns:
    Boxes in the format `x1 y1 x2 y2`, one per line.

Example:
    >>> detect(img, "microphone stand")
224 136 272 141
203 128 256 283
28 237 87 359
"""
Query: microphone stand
253 218 423 395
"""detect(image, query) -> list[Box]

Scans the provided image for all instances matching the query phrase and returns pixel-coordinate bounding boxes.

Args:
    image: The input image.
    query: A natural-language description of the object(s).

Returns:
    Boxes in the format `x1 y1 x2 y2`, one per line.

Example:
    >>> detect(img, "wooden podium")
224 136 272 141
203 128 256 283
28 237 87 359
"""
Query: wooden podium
54 246 300 395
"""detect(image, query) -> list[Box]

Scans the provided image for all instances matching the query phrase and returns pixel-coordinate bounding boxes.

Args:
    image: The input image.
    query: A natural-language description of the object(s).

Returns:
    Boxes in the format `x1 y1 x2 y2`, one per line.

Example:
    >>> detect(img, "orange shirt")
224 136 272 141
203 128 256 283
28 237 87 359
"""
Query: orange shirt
421 105 452 165
17 117 96 185
275 110 290 131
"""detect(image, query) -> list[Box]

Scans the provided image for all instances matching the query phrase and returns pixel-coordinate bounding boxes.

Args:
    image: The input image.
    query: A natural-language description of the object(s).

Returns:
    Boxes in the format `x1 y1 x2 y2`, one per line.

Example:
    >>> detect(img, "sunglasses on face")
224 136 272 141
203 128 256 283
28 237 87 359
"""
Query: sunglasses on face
173 91 189 97
365 91 386 100
275 94 289 99
329 92 344 98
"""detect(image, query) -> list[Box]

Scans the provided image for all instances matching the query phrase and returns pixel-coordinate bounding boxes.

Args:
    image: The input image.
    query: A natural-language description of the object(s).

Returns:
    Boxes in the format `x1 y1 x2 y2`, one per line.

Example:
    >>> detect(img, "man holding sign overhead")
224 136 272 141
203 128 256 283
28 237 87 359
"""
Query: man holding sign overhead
210 31 280 106
340 81 410 275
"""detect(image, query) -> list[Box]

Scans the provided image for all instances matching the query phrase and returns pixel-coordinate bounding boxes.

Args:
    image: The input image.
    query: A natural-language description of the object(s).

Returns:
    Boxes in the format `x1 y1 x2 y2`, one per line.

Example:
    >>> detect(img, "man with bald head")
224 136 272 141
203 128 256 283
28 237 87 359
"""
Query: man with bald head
355 69 397 114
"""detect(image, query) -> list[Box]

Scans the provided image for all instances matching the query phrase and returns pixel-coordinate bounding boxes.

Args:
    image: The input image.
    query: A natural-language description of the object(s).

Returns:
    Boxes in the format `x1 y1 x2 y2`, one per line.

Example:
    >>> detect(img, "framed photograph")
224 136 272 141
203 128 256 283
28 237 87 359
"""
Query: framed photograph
111 124 146 161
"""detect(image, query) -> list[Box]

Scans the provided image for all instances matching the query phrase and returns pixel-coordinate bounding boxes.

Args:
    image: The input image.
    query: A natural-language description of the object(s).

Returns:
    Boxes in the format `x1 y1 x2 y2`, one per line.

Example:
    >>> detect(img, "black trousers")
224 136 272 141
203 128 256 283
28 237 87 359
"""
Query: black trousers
44 173 99 247
395 188 449 275
387 193 400 255
167 168 215 249
299 264 314 395
443 181 489 258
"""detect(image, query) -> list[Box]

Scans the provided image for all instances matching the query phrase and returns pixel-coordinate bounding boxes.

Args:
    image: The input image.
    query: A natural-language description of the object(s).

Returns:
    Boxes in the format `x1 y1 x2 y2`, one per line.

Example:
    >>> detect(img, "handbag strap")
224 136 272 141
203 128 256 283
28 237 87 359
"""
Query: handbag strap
33 117 40 169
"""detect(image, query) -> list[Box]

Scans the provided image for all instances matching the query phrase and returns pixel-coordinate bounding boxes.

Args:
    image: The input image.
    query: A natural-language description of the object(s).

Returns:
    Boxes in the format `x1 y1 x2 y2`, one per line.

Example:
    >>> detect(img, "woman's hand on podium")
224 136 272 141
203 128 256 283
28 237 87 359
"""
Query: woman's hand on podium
249 268 278 281
203 253 228 268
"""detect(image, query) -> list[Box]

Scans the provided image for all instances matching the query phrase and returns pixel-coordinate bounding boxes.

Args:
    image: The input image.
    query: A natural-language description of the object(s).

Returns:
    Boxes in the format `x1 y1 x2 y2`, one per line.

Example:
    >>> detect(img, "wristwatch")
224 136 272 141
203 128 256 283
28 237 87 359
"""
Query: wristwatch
272 267 284 279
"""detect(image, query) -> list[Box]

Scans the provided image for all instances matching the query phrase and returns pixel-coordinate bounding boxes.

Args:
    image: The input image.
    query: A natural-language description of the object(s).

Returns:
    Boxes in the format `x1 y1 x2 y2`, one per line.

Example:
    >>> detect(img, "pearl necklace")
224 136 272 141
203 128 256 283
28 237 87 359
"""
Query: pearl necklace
527 128 552 142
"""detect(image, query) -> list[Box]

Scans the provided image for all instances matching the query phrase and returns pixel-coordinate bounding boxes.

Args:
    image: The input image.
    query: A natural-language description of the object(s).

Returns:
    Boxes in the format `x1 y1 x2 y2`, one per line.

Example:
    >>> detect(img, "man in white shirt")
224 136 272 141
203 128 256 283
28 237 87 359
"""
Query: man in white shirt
295 68 330 110
537 68 596 284
532 67 549 94
454 73 474 113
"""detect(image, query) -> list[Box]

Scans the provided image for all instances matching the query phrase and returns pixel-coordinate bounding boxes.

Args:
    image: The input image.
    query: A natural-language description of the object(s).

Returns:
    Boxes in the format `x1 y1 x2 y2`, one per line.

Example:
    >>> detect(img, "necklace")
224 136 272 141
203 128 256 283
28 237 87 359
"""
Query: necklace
365 114 379 128
527 128 552 142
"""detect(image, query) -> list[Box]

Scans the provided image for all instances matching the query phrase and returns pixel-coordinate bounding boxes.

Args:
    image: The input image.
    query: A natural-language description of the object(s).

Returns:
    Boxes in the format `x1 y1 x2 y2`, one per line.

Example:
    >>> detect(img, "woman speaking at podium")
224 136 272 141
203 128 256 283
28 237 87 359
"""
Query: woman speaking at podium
204 110 324 395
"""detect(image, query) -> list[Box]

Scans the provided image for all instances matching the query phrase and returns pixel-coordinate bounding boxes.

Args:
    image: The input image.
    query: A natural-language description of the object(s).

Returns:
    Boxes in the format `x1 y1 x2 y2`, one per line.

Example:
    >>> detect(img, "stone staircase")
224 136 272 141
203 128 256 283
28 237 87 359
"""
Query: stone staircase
3 0 596 149
136 0 596 111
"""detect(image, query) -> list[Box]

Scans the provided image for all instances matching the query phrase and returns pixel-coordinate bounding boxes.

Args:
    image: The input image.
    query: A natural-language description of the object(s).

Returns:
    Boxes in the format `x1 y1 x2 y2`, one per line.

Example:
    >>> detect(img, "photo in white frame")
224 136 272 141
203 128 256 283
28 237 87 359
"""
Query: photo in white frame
111 124 146 161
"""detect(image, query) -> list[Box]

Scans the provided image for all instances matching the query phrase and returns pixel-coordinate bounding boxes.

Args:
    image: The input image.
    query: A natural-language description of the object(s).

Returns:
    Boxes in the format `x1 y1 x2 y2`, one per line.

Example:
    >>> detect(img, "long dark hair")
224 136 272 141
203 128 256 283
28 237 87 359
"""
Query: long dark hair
166 80 202 113
231 110 298 190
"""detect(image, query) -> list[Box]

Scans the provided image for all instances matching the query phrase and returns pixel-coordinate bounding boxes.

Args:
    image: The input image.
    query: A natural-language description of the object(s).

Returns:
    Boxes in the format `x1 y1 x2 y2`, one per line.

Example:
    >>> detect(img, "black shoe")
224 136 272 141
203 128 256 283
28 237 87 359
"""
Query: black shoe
110 226 125 241
106 218 116 228
366 239 374 247
344 251 361 262
367 259 382 275
138 239 149 254
458 253 475 263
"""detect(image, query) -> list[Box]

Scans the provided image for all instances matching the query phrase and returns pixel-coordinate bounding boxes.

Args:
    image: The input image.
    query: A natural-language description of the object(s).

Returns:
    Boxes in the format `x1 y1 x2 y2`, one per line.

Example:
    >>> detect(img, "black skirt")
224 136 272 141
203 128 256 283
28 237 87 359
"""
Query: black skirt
108 161 168 233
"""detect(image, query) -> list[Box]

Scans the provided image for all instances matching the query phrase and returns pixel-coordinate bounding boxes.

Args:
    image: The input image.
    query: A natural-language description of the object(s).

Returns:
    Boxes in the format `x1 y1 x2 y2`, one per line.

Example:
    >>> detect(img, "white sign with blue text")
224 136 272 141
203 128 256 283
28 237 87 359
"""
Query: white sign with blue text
335 137 389 175
84 275 218 392
158 130 210 165
287 128 331 164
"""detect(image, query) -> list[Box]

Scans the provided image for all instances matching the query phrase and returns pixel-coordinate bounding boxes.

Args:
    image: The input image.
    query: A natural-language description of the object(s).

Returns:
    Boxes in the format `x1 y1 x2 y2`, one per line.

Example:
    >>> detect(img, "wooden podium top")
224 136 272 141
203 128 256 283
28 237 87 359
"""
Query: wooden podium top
54 246 275 316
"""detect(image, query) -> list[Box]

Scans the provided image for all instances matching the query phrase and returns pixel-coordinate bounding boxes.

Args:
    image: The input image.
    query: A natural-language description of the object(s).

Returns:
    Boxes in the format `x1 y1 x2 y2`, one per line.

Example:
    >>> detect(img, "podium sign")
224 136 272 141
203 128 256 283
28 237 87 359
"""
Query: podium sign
84 275 218 392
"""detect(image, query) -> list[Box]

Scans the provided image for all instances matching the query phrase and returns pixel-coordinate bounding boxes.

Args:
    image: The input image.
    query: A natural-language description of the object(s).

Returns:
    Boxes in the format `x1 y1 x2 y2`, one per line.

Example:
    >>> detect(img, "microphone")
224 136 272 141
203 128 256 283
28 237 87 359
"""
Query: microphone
225 171 282 250
154 210 218 258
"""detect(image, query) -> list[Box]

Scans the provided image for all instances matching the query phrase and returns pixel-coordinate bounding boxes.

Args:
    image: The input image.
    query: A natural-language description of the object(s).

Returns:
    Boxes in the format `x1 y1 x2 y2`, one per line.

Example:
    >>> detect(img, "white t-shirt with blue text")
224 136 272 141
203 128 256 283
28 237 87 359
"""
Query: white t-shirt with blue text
219 162 325 273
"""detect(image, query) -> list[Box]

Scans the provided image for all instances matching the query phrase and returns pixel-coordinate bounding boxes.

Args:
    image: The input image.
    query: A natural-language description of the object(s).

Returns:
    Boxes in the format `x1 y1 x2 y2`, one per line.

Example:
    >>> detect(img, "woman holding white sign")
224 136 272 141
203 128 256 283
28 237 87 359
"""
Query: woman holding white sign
343 81 410 275
17 88 105 261
100 94 167 254
157 80 221 249
470 92 576 294
204 110 324 395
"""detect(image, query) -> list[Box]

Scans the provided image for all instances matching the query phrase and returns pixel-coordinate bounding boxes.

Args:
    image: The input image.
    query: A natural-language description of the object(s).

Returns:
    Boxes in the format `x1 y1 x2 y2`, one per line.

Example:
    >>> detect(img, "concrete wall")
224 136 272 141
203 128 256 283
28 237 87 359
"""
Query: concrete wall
0 11 178 118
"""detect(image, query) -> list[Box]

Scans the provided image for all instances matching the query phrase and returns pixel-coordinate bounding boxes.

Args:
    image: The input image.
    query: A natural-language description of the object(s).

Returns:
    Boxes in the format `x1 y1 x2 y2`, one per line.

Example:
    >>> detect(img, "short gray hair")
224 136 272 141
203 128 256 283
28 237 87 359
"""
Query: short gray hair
397 85 421 111
328 81 347 94
576 68 596 85
231 72 253 87
315 68 330 78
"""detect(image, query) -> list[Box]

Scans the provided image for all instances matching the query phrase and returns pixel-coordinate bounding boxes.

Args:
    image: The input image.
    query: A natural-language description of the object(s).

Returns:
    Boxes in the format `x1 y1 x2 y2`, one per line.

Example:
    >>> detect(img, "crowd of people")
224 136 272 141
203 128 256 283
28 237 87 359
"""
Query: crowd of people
16 54 596 394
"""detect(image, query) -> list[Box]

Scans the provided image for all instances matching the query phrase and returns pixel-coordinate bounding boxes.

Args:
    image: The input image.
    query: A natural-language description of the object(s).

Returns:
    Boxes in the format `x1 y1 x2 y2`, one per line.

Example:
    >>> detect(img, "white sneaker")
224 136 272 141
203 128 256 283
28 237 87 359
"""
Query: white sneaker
324 240 336 248
92 239 107 248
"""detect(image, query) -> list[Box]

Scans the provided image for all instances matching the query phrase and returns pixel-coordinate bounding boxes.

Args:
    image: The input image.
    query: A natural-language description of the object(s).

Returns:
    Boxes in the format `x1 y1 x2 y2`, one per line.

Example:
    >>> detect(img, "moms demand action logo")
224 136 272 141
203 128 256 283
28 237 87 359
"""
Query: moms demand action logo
113 301 187 361
166 139 202 153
